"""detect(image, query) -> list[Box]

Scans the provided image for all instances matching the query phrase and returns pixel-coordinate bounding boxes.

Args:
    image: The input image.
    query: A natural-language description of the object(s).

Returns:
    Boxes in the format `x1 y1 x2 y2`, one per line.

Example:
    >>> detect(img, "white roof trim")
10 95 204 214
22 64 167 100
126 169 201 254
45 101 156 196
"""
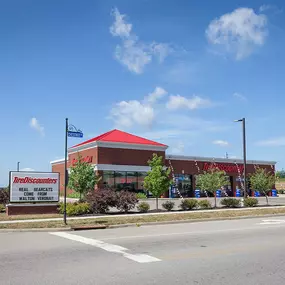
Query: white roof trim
166 155 277 166
50 158 66 165
68 141 167 154
94 164 150 172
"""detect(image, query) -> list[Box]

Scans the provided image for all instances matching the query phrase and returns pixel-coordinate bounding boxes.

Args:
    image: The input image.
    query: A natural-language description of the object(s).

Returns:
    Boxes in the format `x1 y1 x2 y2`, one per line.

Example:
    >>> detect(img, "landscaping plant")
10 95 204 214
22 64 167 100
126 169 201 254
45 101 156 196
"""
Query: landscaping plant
196 167 229 208
136 192 147 199
162 200 175 211
250 167 275 206
59 202 91 216
198 199 212 209
180 199 198 211
0 188 9 205
143 154 172 210
244 197 259 207
220 198 241 208
137 202 150 213
116 191 138 213
68 154 101 200
86 188 117 214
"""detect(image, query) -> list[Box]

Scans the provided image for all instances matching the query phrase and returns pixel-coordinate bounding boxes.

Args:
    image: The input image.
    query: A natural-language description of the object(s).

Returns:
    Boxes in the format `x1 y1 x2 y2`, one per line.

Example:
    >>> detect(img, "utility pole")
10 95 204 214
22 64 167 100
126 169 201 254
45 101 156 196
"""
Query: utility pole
17 162 20 171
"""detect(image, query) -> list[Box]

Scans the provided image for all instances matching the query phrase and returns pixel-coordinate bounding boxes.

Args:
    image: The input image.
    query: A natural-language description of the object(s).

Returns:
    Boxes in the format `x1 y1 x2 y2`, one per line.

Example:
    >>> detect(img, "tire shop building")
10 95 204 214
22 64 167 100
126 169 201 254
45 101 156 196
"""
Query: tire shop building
51 129 276 198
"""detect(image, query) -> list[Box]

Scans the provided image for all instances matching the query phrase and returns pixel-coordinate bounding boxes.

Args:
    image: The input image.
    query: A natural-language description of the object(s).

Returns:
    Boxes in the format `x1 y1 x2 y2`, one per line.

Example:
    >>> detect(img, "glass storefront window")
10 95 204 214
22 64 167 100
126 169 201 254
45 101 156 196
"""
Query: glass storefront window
126 172 137 192
115 171 126 190
172 174 193 198
102 171 115 188
137 172 147 192
222 176 233 196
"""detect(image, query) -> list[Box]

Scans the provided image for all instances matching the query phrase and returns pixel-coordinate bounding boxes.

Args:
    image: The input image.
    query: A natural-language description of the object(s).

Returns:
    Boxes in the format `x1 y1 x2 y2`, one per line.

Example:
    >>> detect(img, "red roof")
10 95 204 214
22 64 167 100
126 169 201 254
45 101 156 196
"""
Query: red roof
70 129 167 149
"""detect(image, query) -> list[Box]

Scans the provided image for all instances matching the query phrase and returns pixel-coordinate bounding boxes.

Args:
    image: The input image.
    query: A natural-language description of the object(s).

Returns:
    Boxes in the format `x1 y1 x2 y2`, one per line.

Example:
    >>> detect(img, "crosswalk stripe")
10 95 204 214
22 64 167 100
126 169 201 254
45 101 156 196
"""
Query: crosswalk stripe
50 232 161 263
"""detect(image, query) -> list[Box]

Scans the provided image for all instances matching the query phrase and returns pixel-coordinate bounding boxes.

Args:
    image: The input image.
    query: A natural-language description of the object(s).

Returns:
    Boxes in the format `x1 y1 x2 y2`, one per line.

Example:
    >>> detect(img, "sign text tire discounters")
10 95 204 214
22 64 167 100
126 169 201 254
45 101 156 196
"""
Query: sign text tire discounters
10 172 60 203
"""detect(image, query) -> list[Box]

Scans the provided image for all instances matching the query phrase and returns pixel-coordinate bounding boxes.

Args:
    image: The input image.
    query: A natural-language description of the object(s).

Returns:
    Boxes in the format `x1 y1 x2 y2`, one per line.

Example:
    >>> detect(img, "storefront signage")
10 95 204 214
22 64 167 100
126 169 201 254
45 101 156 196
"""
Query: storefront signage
203 163 244 173
71 156 93 166
10 172 59 203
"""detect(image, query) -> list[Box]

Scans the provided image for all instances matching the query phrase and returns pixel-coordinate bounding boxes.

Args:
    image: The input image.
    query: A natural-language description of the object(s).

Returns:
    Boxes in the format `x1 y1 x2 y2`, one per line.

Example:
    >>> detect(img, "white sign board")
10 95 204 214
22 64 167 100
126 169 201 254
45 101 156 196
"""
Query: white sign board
10 172 60 203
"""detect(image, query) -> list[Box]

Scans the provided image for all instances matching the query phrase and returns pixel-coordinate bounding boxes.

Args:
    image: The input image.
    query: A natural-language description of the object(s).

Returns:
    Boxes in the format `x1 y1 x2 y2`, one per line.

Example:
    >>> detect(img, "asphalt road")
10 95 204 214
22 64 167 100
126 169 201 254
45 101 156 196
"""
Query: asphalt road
1 217 285 285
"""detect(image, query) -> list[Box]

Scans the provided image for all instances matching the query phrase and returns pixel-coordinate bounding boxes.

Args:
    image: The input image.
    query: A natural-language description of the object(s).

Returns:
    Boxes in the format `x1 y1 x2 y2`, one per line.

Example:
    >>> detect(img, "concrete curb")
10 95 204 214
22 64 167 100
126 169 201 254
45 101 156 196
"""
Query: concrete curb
2 205 285 225
0 227 72 233
108 213 285 229
1 212 285 233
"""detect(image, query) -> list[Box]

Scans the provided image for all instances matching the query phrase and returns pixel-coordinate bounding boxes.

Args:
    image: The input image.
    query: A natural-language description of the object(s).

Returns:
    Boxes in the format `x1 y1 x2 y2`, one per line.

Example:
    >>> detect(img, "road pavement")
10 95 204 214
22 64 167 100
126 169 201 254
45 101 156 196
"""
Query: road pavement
1 216 285 284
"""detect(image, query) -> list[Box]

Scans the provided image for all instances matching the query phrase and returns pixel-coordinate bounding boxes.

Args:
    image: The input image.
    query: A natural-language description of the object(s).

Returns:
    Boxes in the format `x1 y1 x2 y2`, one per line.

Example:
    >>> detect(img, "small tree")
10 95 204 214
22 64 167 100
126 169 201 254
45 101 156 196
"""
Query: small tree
196 167 229 208
68 154 101 199
250 167 275 205
143 154 172 210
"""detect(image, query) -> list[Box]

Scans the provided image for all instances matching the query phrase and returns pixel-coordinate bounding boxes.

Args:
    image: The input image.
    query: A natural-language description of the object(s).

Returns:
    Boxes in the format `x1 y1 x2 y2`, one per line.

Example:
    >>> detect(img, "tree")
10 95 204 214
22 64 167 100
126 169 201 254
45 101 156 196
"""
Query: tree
68 154 101 199
276 169 285 179
196 167 229 208
143 154 172 210
250 167 275 205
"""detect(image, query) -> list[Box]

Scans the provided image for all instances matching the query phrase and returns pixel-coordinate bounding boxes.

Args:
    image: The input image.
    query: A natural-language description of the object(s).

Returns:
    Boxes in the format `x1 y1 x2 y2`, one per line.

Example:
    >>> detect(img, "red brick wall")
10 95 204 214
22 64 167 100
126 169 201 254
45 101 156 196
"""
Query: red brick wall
97 147 165 165
68 148 98 167
166 159 275 190
52 163 65 193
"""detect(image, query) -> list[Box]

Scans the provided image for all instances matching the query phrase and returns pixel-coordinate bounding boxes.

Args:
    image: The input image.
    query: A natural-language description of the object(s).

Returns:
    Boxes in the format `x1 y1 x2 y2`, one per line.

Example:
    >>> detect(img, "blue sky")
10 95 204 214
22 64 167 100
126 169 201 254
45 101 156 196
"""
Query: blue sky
1 0 285 186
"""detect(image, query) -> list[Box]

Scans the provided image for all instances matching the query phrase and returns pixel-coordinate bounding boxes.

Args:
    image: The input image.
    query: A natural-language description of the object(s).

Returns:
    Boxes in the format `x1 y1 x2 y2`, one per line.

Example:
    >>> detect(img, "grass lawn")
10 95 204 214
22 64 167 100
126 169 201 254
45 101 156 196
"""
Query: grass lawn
1 207 285 230
0 212 62 221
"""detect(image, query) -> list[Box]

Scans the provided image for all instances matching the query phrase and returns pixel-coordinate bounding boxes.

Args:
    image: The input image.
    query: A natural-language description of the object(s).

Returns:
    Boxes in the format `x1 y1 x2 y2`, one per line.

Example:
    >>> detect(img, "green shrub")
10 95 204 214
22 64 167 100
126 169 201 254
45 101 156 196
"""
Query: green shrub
0 188 9 205
58 202 91 216
244 197 259 207
198 200 212 209
180 199 198 211
162 200 175 211
137 202 150 213
277 189 285 194
136 192 147 199
67 192 80 199
220 198 241 208
0 204 5 213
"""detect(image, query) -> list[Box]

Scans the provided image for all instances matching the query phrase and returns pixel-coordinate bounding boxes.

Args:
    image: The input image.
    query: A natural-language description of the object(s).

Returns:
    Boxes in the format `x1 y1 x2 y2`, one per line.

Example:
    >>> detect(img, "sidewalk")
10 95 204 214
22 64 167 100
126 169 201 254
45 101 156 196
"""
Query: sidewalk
1 205 285 224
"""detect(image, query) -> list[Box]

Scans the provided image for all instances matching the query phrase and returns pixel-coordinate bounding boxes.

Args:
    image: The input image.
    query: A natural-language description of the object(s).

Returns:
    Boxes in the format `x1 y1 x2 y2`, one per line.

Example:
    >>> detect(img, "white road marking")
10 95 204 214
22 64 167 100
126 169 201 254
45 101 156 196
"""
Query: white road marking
259 219 285 225
50 232 161 263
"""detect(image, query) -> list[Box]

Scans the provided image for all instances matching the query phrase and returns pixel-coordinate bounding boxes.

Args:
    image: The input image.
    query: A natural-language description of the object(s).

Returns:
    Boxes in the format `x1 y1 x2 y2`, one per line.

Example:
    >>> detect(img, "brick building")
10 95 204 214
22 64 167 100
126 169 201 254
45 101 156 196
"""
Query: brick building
51 129 276 198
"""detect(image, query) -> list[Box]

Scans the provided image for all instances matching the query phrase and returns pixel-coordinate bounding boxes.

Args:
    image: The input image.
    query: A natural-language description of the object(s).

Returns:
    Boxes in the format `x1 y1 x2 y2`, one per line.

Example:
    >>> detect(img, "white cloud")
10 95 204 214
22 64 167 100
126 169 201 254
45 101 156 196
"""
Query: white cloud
145 87 167 104
259 4 283 14
206 7 268 60
110 8 172 74
233 92 247 102
110 8 132 38
256 137 285 146
20 168 35 172
110 86 166 128
213 140 229 147
259 5 272 12
166 95 212 110
29 117 45 136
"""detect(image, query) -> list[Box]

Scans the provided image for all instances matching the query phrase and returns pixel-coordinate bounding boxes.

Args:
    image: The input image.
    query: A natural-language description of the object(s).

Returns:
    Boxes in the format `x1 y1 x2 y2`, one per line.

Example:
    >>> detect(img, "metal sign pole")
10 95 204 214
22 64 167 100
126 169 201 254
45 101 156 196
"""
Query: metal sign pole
64 118 68 225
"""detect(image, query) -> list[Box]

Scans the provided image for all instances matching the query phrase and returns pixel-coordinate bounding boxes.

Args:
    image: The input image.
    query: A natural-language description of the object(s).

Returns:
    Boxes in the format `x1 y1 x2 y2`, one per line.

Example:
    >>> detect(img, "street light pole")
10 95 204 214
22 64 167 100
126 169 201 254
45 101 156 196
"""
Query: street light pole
242 118 247 198
234 118 247 198
17 162 20 172
64 118 68 225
